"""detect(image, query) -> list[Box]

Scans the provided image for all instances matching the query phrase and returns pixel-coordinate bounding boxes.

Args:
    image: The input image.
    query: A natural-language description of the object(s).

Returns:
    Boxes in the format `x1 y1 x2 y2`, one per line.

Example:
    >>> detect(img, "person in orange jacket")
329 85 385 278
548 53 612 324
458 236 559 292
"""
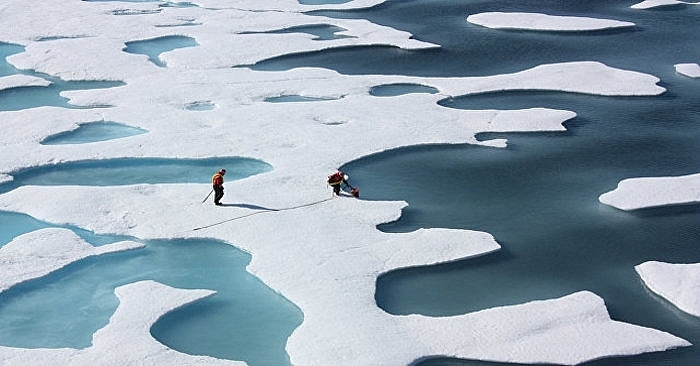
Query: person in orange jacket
327 170 359 197
212 169 226 205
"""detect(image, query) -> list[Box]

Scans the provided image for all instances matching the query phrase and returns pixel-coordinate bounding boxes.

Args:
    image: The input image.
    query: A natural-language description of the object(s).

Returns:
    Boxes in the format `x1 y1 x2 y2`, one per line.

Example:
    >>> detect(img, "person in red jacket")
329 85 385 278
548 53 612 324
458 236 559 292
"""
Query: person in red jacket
212 169 226 205
327 170 359 197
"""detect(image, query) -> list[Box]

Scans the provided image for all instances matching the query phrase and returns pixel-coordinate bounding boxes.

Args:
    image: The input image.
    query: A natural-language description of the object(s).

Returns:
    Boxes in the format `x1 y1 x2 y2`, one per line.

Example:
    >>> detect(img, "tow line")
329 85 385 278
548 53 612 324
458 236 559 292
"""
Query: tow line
192 197 334 231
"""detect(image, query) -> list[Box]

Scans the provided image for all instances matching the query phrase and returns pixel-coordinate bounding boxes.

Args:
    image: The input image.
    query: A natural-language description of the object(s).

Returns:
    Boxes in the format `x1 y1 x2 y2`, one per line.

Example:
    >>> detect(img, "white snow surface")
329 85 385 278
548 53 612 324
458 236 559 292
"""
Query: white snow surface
632 0 700 9
599 173 700 210
636 261 700 317
675 63 700 78
0 0 692 365
467 12 635 31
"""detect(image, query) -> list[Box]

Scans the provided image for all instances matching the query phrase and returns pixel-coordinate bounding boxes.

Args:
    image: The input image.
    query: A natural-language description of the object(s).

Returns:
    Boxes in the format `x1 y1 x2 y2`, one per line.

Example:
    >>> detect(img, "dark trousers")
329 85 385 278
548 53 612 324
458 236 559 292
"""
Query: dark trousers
213 185 224 203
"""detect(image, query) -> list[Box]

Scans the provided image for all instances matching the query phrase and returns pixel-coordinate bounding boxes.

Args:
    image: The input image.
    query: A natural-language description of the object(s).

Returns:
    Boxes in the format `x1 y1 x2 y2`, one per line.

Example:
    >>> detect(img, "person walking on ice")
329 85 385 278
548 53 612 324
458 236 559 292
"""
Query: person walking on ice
212 169 226 205
327 170 359 197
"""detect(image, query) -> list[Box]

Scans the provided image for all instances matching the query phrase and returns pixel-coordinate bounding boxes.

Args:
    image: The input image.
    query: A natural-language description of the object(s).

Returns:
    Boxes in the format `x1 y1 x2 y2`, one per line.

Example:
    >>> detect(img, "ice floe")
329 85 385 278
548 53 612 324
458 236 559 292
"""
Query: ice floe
636 261 700 317
599 173 700 211
675 63 700 78
467 12 635 31
632 0 700 9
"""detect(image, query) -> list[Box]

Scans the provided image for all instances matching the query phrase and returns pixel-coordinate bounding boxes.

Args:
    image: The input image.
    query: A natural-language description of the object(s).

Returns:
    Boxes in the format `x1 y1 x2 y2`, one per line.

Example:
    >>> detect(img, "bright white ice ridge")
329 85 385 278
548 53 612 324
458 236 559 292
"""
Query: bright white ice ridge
0 0 693 365
467 12 635 31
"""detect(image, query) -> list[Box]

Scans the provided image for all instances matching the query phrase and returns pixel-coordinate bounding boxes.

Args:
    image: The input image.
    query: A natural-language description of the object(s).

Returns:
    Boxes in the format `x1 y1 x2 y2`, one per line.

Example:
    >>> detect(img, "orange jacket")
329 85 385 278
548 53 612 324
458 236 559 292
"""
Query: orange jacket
212 172 224 186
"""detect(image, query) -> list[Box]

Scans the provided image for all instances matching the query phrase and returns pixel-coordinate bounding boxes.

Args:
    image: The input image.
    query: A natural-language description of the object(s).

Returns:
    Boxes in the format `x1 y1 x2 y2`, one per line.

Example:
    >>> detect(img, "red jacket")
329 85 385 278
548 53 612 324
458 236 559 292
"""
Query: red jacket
327 171 345 185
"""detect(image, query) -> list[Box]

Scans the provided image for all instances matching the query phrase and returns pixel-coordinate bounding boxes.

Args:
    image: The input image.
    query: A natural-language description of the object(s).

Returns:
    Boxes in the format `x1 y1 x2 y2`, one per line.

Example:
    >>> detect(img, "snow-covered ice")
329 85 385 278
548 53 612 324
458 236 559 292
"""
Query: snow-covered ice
599 173 700 211
0 0 695 365
675 63 700 78
467 12 635 32
636 261 700 317
632 0 700 9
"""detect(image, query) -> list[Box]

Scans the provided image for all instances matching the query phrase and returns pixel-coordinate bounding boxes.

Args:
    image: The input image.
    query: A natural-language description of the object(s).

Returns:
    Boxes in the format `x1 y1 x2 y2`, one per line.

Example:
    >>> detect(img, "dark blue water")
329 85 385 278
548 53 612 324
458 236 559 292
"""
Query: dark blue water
258 1 700 364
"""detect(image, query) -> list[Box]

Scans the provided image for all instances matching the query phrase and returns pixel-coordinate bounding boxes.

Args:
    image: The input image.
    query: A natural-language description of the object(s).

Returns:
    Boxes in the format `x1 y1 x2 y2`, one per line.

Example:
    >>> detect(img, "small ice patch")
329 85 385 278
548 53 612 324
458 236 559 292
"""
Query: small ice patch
467 12 635 32
675 63 700 78
599 173 700 210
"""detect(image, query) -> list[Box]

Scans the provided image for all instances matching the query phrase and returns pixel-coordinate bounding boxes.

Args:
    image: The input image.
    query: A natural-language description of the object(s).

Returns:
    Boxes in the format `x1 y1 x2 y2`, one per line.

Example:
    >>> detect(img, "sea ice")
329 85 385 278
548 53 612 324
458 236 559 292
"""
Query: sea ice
0 0 692 365
467 12 635 31
599 173 700 211
632 0 700 9
636 261 700 317
675 63 700 78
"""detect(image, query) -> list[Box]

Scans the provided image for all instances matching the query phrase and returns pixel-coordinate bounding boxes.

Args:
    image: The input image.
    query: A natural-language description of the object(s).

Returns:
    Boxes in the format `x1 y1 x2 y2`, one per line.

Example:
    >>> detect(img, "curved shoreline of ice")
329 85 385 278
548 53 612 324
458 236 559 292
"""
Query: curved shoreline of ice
467 12 635 32
599 173 700 211
0 0 691 365
0 280 243 365
0 228 143 293
636 261 700 317
0 184 691 365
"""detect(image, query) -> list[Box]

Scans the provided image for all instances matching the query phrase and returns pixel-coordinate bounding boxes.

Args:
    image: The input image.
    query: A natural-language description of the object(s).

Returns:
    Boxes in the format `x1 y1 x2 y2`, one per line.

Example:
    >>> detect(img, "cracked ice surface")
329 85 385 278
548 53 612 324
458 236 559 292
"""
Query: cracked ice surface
0 0 692 365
